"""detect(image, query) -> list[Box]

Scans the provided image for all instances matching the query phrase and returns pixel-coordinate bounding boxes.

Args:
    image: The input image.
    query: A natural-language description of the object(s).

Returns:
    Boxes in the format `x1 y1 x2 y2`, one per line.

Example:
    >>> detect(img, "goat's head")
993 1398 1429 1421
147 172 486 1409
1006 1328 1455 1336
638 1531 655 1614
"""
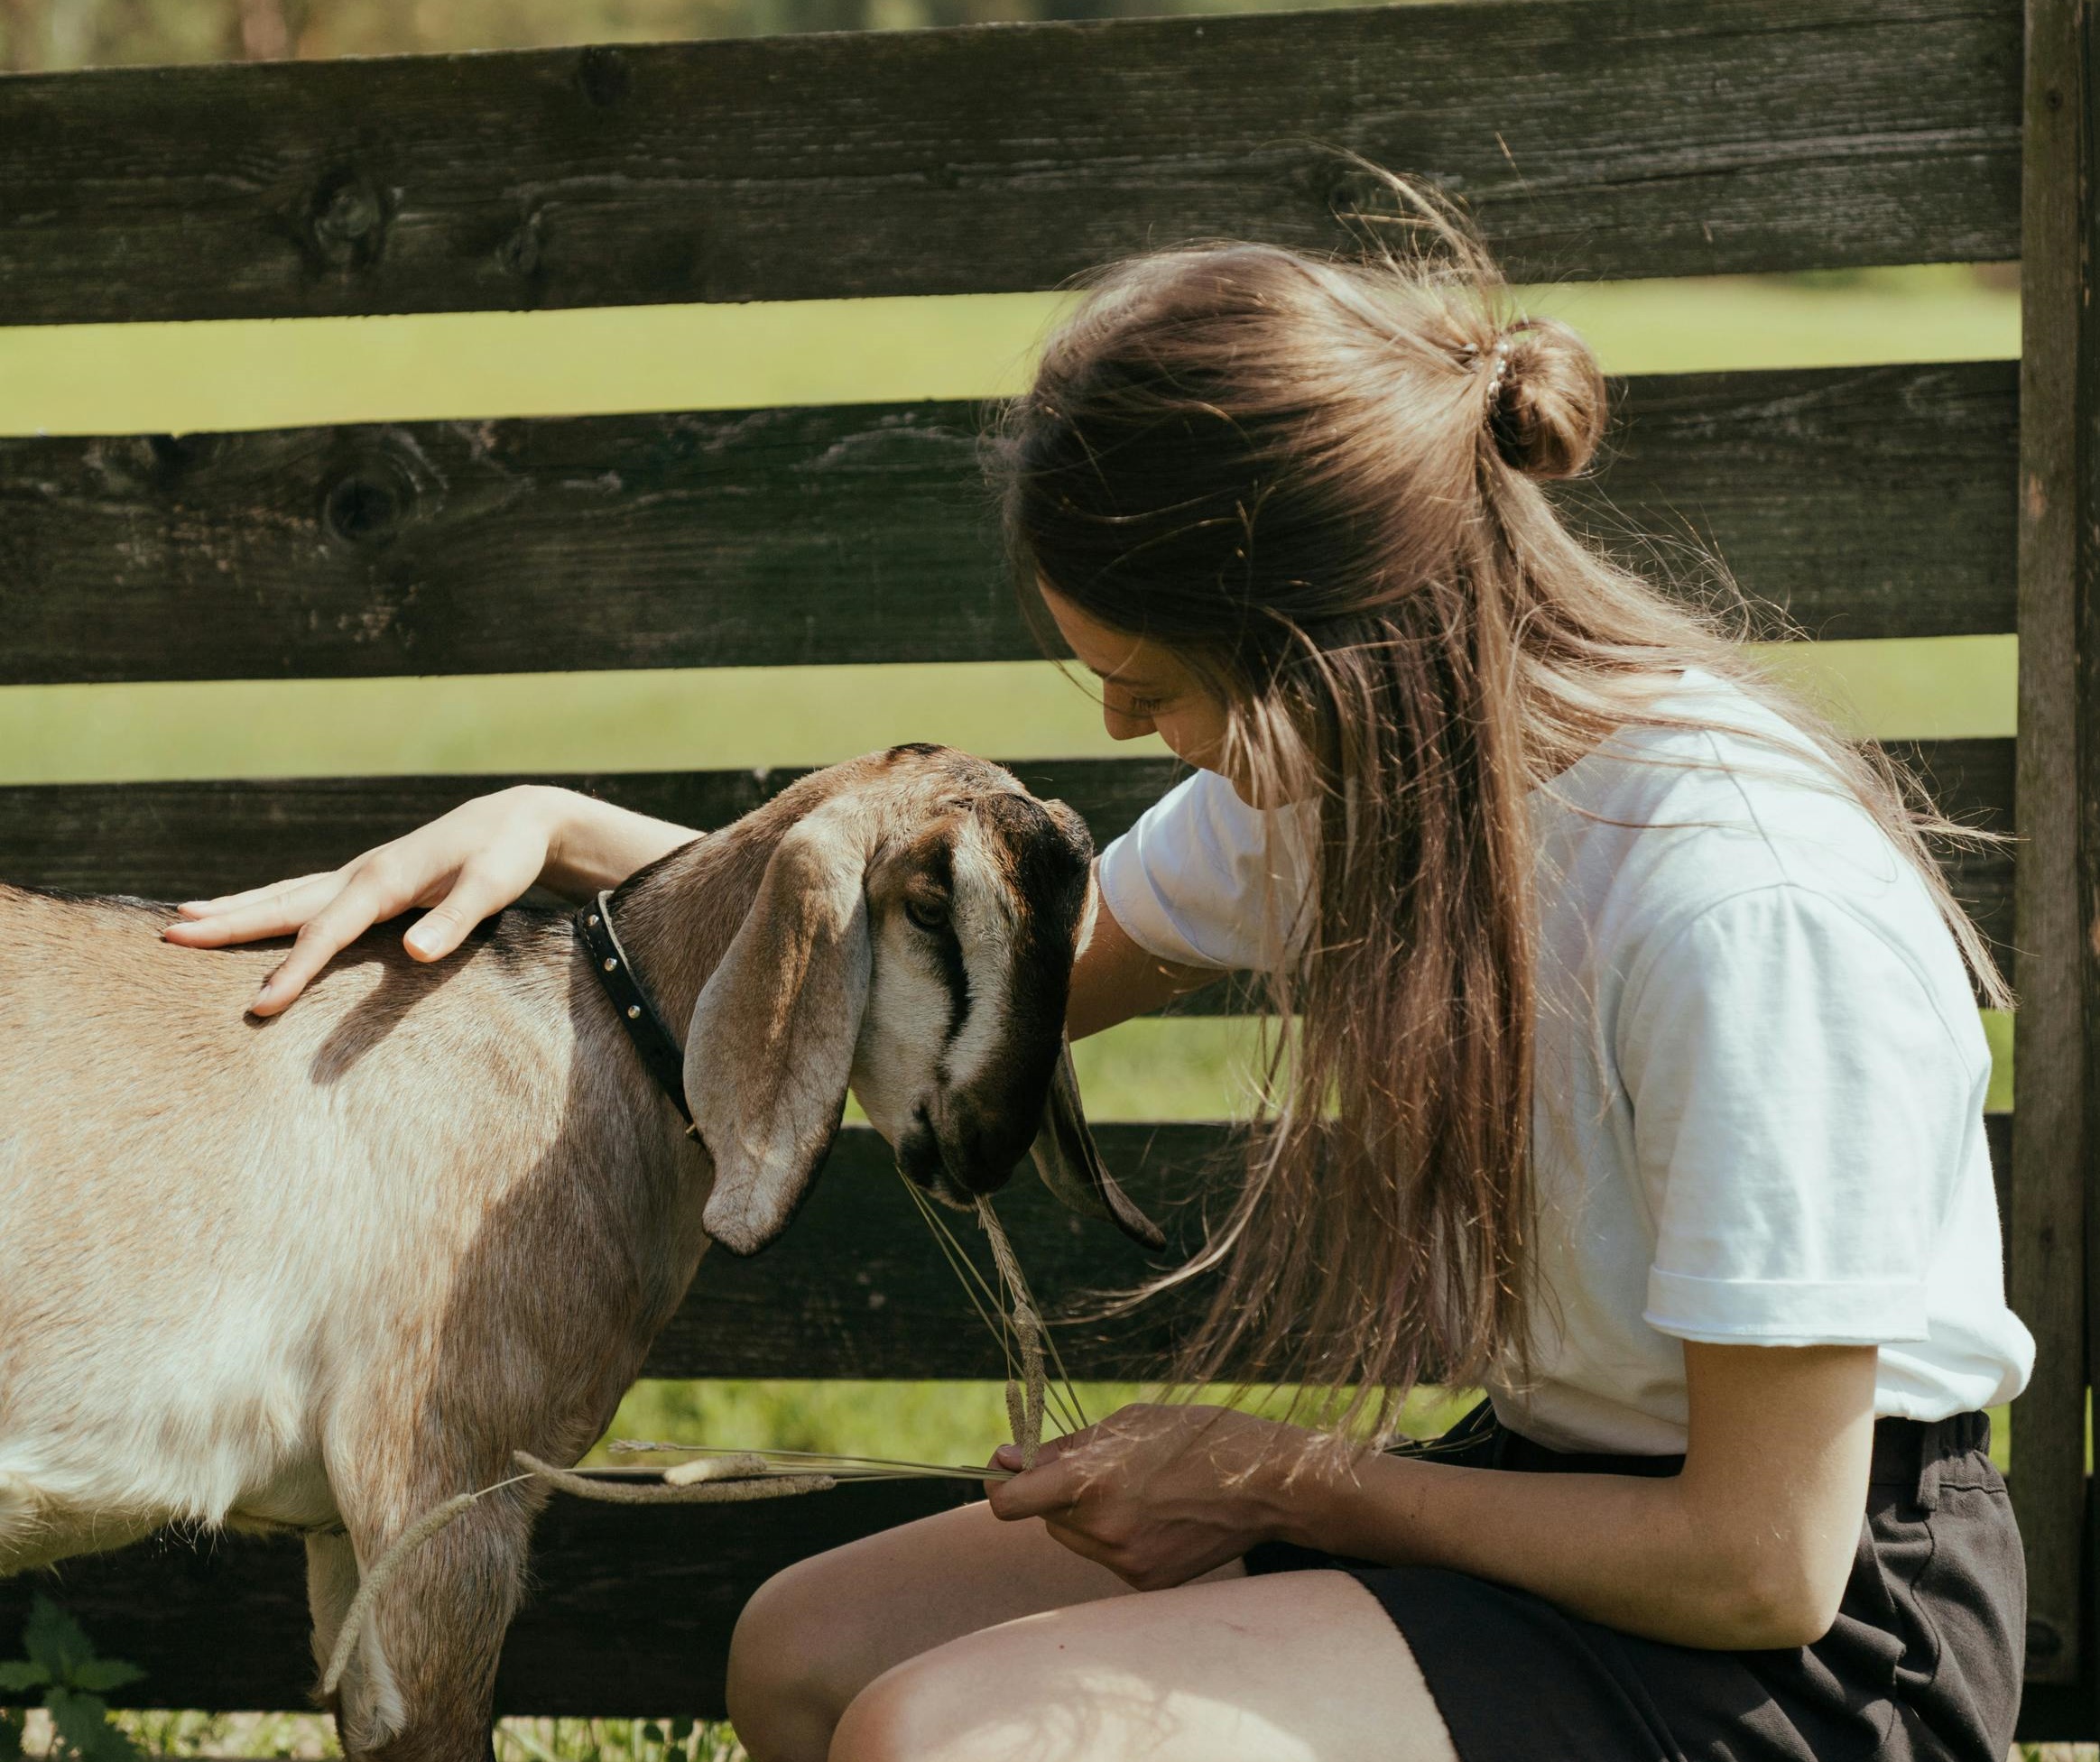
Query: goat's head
683 744 1163 1257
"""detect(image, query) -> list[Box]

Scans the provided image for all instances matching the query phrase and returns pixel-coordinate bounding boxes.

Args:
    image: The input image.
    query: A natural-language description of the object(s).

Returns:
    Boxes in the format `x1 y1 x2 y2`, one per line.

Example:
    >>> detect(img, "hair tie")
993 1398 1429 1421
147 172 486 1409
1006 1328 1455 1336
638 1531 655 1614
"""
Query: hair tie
1482 337 1515 413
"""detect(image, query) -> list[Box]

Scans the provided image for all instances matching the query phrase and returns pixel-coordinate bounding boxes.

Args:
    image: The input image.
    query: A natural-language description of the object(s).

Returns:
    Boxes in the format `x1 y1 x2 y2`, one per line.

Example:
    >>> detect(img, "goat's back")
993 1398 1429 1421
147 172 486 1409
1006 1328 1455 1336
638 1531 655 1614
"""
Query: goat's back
0 885 634 1539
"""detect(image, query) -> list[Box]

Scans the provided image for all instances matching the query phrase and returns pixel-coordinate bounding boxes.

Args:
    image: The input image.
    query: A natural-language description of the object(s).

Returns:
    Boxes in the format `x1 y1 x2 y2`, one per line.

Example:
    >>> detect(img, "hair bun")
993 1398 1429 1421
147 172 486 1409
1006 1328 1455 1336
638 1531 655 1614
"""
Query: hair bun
1488 318 1605 480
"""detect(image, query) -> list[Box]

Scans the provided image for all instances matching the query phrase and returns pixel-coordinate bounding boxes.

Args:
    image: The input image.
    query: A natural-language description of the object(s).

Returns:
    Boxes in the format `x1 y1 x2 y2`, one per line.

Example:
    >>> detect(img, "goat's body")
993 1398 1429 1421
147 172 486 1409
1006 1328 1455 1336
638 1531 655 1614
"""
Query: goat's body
0 885 709 1753
0 750 1107 1761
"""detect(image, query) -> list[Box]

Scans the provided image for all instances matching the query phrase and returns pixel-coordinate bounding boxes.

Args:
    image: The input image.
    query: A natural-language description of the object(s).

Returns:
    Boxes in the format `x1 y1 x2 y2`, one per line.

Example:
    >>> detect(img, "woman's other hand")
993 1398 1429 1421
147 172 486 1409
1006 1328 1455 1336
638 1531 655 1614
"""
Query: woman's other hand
162 784 612 1017
985 1403 1329 1590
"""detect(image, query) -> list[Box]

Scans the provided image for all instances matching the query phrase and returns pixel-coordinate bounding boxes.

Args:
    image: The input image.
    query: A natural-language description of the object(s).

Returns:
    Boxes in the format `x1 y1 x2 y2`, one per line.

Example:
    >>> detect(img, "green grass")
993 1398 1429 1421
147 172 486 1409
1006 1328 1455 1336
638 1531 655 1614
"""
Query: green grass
0 263 2017 440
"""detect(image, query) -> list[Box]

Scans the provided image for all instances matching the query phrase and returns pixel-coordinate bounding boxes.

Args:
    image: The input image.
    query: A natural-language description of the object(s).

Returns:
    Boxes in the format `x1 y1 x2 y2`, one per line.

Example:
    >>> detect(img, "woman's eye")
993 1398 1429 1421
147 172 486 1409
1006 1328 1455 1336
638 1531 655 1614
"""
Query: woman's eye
905 897 949 932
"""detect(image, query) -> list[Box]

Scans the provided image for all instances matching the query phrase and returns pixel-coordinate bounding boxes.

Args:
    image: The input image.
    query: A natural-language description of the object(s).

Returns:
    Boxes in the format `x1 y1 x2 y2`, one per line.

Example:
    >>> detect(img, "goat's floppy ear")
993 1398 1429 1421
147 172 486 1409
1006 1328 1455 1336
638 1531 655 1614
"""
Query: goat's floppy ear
1030 1038 1165 1250
689 800 874 1257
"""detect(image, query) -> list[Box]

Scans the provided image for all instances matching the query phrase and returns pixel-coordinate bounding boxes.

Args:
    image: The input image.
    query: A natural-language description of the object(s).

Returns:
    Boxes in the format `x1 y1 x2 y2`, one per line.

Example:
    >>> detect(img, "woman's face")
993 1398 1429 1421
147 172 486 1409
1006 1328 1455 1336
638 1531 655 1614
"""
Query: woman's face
1038 582 1245 795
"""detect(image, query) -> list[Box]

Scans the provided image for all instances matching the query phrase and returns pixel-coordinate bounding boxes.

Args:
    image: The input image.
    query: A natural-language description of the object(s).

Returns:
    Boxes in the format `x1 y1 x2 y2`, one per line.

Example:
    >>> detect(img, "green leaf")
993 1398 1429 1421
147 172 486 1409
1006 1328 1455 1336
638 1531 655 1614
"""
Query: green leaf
48 1684 103 1749
0 1710 23 1762
82 1718 143 1762
68 1662 143 1694
47 1686 138 1762
23 1599 93 1681
0 1664 50 1694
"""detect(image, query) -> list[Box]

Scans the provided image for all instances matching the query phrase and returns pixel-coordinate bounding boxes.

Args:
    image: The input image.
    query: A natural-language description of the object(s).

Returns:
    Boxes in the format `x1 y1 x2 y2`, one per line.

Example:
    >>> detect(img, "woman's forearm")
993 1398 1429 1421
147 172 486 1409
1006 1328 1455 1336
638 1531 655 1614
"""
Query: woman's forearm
537 789 702 898
1068 877 1217 1038
1296 1453 1811 1649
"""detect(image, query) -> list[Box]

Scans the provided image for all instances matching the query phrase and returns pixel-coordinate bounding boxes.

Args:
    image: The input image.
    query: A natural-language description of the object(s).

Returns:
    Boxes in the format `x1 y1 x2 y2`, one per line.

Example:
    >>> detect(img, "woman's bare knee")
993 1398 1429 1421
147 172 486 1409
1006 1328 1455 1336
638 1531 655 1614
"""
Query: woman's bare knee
727 1558 855 1762
827 1658 959 1762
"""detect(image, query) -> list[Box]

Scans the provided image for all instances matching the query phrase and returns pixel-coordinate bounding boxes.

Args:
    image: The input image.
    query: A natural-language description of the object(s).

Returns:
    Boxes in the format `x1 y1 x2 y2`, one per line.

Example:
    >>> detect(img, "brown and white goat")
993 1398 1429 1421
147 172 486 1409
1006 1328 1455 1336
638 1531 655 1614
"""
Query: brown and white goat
0 745 1153 1761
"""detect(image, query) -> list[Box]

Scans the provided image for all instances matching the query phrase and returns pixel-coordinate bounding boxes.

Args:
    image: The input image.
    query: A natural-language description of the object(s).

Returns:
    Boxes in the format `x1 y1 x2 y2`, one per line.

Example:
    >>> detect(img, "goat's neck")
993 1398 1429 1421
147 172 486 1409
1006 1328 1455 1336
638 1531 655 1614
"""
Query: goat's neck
600 787 809 1036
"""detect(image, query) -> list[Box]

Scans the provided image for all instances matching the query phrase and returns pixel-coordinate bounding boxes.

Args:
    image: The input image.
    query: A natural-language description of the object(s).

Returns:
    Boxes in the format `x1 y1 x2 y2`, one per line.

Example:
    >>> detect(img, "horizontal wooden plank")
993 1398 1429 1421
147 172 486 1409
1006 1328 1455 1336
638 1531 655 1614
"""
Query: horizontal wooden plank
0 0 2020 327
0 1481 975 1720
0 758 1180 898
0 734 2014 986
0 362 2018 686
648 1121 1220 1380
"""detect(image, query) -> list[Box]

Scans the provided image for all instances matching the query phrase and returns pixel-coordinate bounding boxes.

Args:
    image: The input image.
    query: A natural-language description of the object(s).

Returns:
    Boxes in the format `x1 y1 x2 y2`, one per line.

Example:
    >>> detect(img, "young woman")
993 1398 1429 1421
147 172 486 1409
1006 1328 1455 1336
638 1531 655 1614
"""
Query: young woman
168 193 2033 1762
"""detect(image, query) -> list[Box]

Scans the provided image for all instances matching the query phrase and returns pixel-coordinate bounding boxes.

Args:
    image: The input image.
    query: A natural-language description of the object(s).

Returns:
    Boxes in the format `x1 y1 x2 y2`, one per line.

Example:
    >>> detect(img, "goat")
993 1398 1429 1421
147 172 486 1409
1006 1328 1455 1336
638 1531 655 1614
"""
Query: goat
0 743 1158 1762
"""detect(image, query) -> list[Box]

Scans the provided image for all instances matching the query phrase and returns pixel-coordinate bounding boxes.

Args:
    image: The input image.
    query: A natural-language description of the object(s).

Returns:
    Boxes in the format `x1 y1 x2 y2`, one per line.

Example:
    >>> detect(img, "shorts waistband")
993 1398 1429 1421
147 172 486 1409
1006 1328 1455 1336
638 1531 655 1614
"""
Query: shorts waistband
1461 1405 1994 1509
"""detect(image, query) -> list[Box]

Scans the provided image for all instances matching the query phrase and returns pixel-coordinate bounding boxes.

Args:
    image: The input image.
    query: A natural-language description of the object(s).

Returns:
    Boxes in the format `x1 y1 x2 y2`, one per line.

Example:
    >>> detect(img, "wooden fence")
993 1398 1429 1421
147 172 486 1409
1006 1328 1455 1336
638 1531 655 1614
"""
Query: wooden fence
0 0 2089 1738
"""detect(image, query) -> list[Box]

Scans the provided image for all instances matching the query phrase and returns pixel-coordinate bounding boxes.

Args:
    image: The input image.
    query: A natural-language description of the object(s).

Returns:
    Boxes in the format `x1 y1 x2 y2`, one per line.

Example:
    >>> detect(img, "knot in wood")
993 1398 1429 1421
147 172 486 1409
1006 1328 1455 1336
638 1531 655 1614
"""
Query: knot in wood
576 45 632 107
142 433 221 484
319 449 421 547
1318 161 1392 223
498 214 544 281
308 171 389 270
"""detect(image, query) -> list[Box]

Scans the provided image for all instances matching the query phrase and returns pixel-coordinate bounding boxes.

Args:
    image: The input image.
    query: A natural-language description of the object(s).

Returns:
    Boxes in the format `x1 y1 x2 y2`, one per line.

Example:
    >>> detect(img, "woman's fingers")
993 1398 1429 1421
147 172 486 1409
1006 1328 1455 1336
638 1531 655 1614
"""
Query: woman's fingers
247 863 436 1015
172 872 338 919
400 861 532 963
161 873 348 948
987 1451 1087 1523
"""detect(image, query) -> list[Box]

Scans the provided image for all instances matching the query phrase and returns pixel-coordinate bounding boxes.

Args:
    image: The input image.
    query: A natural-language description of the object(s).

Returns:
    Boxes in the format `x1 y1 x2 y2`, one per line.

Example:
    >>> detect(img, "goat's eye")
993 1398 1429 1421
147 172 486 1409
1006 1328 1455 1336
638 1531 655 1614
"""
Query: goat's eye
904 897 949 932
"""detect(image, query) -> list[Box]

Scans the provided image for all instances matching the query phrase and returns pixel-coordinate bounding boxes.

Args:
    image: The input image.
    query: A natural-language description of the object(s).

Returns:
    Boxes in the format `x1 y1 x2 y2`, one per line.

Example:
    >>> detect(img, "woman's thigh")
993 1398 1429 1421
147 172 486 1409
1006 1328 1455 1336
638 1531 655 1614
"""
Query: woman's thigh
727 1496 1207 1757
832 1566 1456 1762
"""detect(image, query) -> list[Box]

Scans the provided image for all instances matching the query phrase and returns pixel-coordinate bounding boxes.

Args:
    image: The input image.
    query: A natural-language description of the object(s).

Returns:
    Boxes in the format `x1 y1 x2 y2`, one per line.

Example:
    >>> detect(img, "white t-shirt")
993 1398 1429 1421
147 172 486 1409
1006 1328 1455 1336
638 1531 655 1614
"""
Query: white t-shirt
1097 669 2035 1453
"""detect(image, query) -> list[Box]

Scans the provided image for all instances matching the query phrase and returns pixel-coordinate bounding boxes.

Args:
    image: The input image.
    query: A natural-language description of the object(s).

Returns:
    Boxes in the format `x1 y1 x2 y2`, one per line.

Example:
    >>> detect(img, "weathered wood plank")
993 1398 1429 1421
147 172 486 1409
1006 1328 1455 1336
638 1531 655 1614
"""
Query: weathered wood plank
0 1481 976 1719
2009 0 2088 1686
0 362 2019 686
0 0 2021 327
0 760 1178 898
0 737 2015 977
645 1122 1220 1380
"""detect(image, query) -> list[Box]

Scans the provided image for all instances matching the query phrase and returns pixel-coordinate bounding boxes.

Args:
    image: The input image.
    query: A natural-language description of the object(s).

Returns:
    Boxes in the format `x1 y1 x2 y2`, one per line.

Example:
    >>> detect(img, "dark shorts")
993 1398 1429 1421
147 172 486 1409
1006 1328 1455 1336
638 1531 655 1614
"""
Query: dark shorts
1242 1400 2024 1762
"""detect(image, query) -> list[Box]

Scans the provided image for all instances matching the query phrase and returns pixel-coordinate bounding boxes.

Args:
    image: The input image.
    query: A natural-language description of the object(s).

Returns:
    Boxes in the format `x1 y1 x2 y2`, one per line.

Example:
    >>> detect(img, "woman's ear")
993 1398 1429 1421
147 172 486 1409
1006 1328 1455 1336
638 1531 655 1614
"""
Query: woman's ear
1031 1038 1166 1250
689 799 875 1256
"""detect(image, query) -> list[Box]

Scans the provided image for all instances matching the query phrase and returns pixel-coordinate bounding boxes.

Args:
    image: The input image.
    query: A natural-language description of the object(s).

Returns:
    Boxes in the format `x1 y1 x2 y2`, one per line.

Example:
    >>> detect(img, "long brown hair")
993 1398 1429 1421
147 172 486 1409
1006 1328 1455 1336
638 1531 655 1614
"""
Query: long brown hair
985 175 2005 1441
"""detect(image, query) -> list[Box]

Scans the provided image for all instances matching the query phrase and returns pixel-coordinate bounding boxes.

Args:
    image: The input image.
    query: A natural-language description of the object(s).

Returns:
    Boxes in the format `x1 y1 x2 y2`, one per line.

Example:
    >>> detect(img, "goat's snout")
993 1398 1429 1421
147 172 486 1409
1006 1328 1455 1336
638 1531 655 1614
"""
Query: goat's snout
900 1094 1041 1205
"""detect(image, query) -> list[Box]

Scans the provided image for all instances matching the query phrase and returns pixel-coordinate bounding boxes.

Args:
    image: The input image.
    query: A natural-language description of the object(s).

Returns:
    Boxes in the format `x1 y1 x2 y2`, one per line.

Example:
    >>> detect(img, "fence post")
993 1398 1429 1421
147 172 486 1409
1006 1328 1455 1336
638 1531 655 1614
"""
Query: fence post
2013 0 2093 1693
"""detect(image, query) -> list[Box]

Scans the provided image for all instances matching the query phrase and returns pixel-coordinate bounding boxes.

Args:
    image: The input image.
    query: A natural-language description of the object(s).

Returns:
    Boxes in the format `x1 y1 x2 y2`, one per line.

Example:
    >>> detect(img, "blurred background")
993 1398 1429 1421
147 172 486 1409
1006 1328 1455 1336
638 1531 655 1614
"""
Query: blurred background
0 1 2031 1754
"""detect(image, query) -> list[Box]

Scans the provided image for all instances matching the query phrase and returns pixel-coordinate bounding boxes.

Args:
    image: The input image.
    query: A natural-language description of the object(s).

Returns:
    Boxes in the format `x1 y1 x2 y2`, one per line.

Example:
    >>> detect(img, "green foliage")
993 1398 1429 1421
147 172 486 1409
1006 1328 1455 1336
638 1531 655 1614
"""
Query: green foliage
0 1599 143 1762
591 1378 1480 1468
494 1716 744 1762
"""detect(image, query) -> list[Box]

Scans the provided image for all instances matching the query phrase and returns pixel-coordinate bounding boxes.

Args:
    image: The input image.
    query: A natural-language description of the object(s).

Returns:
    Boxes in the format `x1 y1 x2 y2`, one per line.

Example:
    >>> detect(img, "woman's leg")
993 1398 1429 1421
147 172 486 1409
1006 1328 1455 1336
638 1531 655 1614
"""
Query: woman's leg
726 1498 1168 1762
830 1567 1457 1762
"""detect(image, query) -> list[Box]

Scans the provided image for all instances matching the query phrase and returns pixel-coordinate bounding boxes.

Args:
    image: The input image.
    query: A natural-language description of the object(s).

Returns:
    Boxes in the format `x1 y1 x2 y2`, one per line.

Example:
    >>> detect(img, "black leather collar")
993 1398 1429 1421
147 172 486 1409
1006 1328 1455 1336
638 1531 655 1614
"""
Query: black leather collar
577 890 694 1126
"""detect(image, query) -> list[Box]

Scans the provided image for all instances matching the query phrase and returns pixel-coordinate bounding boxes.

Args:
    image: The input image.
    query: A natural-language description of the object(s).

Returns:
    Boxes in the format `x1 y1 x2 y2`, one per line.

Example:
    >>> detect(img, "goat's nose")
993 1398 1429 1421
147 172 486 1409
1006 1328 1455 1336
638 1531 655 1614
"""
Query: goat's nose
937 1107 1032 1195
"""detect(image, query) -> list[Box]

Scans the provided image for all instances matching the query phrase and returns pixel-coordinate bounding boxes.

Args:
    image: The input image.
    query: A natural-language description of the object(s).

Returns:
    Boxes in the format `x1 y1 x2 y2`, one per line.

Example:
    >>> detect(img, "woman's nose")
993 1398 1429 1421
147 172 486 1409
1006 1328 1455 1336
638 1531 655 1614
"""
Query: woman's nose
1102 695 1155 742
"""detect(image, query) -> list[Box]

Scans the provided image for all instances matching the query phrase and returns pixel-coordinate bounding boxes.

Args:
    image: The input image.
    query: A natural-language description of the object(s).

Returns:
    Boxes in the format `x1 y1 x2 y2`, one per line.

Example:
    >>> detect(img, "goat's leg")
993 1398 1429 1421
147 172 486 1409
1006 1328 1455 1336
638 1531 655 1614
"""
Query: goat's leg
305 1531 362 1730
328 1486 535 1762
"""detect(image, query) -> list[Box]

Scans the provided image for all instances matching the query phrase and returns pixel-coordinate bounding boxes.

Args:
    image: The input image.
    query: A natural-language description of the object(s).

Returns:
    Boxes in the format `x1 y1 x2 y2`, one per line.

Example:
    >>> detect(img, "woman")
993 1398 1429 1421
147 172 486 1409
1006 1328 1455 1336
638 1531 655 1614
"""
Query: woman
169 189 2033 1762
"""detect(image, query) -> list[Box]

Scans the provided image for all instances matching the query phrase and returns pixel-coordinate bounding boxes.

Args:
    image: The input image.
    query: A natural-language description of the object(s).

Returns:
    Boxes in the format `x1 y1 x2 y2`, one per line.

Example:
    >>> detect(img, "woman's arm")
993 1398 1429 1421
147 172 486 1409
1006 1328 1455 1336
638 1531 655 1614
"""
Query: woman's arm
989 1340 1878 1652
1310 1342 1877 1647
1067 877 1218 1039
162 785 698 1015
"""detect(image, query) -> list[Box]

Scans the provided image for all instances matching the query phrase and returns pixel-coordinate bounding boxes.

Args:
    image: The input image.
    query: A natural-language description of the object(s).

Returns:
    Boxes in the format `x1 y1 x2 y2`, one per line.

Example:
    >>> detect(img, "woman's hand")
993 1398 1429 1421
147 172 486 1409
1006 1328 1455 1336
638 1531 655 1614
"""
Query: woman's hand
162 784 580 1015
985 1403 1333 1590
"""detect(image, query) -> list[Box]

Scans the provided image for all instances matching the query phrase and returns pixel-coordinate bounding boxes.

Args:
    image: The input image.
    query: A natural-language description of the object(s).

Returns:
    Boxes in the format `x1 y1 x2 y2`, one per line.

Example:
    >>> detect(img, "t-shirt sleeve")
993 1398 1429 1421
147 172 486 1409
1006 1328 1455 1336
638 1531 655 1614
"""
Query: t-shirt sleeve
1619 883 1986 1347
1094 770 1316 973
